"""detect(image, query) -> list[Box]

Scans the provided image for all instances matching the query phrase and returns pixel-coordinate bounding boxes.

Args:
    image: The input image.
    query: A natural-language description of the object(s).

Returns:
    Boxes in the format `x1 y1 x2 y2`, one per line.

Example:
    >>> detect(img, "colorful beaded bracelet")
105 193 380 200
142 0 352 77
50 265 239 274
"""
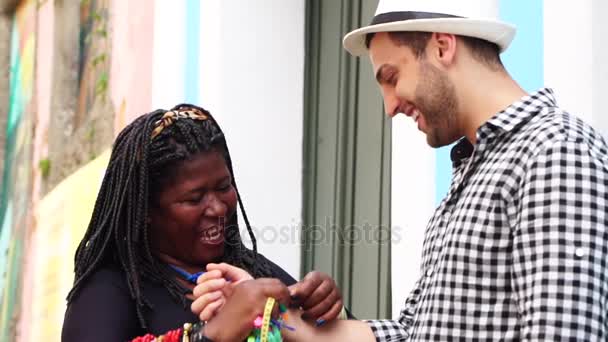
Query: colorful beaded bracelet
245 298 294 342
131 322 211 342
130 298 295 342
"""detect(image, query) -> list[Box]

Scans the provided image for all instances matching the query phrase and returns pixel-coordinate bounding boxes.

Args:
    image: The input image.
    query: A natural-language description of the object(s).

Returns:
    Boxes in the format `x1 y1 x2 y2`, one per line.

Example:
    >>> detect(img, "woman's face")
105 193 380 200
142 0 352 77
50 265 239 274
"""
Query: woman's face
148 149 237 266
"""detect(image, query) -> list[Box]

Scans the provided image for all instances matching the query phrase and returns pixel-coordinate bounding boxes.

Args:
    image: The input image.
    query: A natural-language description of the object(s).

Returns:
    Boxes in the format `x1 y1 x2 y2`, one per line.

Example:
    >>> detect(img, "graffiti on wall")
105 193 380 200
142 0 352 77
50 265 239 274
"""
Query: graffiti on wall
0 0 36 339
76 0 110 122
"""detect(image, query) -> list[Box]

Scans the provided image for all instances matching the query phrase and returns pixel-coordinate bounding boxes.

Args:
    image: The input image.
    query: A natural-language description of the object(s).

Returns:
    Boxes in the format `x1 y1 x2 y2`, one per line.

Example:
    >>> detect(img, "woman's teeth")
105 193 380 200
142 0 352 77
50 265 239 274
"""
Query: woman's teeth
202 226 221 240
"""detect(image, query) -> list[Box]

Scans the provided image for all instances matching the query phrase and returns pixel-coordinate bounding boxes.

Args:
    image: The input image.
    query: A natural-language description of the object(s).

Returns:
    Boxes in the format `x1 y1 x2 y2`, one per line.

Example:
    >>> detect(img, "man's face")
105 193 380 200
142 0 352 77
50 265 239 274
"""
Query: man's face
369 32 461 148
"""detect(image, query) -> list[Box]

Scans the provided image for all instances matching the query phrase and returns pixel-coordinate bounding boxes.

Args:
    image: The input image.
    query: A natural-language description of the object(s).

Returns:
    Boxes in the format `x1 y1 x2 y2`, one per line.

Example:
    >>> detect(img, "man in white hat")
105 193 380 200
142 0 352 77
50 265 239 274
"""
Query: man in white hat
283 0 608 340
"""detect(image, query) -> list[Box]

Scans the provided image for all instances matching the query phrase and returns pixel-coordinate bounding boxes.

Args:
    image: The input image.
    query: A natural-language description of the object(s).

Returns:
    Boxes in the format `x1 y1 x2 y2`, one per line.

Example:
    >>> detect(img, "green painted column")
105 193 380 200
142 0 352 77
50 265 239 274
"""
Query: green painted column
302 0 391 319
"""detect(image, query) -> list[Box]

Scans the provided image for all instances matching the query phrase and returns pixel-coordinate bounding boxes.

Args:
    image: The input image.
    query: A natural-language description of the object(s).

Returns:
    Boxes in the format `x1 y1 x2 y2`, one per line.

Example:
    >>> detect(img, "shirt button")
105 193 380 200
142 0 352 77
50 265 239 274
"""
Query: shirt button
575 247 586 258
426 268 434 277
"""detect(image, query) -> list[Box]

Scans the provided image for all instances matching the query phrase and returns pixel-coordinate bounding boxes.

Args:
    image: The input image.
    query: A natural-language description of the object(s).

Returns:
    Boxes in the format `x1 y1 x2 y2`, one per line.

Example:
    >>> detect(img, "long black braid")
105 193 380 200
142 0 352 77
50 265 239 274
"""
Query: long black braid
67 104 274 328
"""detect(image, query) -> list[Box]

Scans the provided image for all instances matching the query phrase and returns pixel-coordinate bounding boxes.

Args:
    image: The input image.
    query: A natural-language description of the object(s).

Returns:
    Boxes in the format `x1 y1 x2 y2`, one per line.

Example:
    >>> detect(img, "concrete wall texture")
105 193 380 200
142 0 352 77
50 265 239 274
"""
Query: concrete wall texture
0 0 304 340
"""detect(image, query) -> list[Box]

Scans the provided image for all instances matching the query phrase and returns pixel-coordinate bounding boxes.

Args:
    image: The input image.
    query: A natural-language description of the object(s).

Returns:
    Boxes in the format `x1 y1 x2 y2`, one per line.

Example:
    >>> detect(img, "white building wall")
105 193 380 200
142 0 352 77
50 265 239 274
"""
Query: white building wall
151 0 186 109
544 0 593 123
592 0 608 138
390 116 436 318
199 0 305 278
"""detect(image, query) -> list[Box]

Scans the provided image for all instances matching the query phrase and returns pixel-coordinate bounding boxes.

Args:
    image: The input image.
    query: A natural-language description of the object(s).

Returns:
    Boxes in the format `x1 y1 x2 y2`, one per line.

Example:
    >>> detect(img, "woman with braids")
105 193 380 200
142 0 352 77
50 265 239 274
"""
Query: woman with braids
61 105 344 341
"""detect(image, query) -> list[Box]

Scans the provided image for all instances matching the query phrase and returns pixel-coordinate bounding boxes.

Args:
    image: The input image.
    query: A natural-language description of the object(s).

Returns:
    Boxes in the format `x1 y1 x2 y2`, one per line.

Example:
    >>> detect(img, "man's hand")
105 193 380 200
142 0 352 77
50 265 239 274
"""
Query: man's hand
289 271 344 325
202 278 291 342
281 309 375 342
206 263 254 285
190 263 253 321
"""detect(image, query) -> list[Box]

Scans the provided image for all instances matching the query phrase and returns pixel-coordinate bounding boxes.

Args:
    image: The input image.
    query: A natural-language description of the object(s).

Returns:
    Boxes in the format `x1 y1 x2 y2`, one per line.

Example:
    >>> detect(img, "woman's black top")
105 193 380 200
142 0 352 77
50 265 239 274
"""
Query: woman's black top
61 254 296 342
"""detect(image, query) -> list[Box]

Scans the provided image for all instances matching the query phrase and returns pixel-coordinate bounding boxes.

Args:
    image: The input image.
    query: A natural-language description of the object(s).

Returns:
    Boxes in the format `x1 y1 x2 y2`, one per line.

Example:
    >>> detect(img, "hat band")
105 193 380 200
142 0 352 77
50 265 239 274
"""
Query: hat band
371 11 462 26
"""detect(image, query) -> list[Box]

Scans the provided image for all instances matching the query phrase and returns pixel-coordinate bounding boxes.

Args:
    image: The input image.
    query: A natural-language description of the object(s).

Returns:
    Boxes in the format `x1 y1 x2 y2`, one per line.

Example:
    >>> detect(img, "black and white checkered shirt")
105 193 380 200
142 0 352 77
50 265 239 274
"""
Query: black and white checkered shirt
367 88 608 341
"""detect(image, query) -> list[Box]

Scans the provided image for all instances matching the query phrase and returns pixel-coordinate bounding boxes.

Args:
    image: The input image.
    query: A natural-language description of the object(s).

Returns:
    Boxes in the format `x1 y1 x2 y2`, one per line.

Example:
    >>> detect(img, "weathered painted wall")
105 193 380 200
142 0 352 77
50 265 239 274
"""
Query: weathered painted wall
0 0 35 339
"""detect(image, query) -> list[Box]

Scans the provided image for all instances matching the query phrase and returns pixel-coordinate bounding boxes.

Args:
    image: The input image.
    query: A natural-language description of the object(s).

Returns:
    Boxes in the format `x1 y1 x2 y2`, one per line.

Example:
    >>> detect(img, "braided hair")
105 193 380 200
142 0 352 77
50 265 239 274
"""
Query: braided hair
67 104 274 328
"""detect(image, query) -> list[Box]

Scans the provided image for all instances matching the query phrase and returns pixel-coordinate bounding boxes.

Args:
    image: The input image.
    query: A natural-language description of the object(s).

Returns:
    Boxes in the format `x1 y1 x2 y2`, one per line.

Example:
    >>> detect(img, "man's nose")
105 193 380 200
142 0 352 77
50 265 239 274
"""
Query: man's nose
383 93 400 118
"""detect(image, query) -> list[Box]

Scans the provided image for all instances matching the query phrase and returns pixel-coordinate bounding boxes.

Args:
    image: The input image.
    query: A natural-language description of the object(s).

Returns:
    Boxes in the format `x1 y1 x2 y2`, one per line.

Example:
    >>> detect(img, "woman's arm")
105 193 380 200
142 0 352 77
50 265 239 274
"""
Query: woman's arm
62 268 140 342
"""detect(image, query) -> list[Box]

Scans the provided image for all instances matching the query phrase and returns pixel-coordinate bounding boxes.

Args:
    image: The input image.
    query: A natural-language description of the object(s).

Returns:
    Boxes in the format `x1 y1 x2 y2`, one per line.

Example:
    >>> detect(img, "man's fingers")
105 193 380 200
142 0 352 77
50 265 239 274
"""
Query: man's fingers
196 269 223 284
190 290 223 315
199 298 225 321
207 263 253 283
193 278 227 298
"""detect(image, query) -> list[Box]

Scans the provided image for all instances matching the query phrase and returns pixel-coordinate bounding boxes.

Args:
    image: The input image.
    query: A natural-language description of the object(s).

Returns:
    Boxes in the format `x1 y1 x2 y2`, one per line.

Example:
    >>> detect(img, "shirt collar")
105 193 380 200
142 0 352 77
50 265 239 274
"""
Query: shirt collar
451 88 557 166
450 138 474 166
477 87 557 142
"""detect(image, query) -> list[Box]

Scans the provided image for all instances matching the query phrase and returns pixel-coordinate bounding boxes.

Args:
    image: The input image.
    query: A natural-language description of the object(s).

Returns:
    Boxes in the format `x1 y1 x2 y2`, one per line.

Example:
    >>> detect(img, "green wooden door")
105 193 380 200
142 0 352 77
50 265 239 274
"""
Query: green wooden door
302 0 392 319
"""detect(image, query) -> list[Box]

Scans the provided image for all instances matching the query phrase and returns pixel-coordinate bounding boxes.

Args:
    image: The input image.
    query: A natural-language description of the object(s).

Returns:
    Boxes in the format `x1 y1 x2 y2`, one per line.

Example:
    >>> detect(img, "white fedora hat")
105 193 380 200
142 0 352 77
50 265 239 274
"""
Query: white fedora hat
343 0 516 56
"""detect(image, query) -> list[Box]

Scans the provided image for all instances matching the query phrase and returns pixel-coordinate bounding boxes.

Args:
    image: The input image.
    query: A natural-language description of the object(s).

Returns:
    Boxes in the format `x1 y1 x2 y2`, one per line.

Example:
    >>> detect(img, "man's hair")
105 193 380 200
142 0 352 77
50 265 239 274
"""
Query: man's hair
66 104 273 328
365 31 503 70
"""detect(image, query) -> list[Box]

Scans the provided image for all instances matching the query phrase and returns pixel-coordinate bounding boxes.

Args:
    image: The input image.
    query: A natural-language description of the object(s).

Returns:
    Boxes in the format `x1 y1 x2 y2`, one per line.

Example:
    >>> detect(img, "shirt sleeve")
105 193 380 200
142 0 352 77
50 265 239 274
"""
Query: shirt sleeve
62 268 140 342
363 276 424 341
364 319 409 342
512 139 608 340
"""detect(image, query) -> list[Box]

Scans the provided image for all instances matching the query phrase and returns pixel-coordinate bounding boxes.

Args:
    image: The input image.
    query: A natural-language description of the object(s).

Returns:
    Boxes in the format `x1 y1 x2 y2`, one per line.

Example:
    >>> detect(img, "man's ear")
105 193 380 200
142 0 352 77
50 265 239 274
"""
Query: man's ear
430 32 457 67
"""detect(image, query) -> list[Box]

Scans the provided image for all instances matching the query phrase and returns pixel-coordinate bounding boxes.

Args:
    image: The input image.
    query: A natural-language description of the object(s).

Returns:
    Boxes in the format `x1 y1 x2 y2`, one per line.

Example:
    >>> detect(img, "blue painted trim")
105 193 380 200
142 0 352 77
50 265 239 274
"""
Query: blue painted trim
434 0 545 204
185 0 200 103
434 145 452 204
499 0 544 92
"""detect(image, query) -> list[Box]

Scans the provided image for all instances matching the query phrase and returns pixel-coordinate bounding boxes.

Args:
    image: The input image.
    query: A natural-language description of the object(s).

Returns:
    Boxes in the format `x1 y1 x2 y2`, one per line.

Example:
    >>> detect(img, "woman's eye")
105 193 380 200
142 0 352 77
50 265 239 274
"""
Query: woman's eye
218 183 232 192
184 196 202 203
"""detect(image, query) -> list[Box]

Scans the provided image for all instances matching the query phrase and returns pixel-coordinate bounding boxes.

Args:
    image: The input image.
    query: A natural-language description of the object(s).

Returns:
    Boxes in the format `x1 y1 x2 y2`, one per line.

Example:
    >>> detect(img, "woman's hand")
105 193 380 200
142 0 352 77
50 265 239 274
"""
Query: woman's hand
288 271 344 326
190 263 253 321
203 278 291 342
